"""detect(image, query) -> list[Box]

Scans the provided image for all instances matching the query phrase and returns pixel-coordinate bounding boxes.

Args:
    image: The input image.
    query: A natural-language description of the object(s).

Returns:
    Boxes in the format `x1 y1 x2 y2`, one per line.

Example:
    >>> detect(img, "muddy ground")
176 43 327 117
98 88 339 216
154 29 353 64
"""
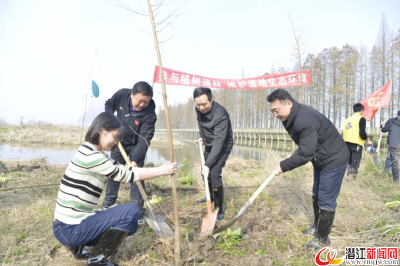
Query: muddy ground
0 150 399 265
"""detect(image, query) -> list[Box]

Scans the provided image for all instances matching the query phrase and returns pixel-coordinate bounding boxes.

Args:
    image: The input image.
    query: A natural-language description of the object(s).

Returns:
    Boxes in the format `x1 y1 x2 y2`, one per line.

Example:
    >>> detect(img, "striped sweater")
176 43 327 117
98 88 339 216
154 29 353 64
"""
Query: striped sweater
54 142 139 225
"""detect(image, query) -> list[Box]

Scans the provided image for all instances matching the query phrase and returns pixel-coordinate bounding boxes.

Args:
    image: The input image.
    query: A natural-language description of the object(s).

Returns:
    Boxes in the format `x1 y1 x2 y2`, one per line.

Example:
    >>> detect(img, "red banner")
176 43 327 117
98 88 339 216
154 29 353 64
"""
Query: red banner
359 80 392 121
153 66 311 89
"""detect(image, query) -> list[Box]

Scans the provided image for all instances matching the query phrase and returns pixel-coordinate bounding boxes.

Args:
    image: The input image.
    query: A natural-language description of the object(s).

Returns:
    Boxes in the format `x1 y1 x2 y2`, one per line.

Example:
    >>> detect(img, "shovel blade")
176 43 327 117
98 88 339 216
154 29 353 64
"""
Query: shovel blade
373 154 379 167
200 209 219 239
144 214 174 239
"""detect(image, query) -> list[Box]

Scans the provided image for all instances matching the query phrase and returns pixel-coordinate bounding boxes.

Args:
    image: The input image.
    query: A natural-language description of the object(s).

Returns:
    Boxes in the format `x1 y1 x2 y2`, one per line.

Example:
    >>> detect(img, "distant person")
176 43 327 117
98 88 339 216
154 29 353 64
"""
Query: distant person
194 87 233 220
53 112 177 265
342 103 373 179
384 127 392 173
385 151 392 173
100 81 157 225
268 89 349 249
381 111 400 185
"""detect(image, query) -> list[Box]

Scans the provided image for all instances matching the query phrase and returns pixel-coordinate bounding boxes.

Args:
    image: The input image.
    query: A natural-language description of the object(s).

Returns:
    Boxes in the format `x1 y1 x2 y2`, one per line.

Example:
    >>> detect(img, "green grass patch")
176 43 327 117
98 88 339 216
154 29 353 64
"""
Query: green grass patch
179 175 194 186
148 250 158 262
141 227 153 237
290 253 314 266
16 229 29 240
387 228 400 235
176 158 196 186
13 246 29 255
0 172 10 183
52 241 62 250
7 172 26 178
266 234 287 252
0 126 9 133
181 224 193 241
215 228 246 257
271 259 281 266
255 249 267 255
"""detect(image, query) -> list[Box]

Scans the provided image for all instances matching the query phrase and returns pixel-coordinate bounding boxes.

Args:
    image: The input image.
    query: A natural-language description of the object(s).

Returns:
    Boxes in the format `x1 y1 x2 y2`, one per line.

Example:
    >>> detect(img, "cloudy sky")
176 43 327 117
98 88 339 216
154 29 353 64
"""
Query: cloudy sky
0 0 399 125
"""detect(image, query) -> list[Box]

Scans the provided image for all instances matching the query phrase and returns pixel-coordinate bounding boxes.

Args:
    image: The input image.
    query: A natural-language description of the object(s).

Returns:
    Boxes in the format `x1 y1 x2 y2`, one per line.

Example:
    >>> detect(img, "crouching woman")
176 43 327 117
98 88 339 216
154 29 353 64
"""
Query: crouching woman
52 112 177 266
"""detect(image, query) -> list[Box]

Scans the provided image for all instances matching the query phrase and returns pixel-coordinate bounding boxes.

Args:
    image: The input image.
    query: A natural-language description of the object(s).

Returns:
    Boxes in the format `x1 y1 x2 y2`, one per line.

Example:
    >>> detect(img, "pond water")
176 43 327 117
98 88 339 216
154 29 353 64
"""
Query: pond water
0 143 289 165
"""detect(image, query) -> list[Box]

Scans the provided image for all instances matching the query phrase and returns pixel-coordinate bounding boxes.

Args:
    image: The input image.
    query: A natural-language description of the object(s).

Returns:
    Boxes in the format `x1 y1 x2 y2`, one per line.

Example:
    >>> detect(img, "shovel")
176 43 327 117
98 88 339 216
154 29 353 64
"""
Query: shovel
117 142 174 239
373 132 383 167
198 141 219 239
213 169 278 235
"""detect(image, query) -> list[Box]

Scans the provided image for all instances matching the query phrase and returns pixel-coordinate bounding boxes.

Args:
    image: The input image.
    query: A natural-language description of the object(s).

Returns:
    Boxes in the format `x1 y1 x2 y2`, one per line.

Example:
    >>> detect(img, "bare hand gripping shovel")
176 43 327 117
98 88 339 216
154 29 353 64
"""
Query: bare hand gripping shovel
213 170 279 235
118 142 173 239
198 141 219 238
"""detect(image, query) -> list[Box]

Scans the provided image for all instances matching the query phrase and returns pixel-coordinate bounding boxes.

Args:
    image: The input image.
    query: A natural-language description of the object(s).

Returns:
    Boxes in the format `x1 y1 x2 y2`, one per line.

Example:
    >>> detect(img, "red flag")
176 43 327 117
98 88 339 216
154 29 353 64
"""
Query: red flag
359 80 391 121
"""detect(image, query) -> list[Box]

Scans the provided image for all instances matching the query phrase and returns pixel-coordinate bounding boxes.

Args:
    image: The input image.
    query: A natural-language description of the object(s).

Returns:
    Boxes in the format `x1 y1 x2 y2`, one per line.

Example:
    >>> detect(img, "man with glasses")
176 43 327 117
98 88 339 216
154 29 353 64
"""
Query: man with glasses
100 81 157 225
268 89 349 249
194 87 233 220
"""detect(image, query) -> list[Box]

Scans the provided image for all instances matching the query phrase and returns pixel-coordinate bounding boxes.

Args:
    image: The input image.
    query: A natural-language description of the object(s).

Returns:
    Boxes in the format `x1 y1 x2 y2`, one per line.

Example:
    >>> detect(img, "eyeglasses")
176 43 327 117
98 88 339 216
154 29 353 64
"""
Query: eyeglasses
109 132 119 141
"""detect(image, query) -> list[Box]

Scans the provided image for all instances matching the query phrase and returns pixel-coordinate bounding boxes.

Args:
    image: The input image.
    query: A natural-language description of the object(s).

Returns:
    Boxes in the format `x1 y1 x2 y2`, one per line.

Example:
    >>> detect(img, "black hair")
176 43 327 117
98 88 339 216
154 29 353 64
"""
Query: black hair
267 89 294 103
85 112 123 145
353 103 364 113
132 81 153 97
398 110 400 116
193 87 212 101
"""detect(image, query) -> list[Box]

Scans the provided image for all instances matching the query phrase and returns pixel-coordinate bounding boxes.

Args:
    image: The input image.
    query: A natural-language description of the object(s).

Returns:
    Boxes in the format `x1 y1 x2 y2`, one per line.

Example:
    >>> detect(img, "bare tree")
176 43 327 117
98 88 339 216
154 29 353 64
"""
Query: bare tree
288 14 309 103
116 1 188 263
375 14 391 122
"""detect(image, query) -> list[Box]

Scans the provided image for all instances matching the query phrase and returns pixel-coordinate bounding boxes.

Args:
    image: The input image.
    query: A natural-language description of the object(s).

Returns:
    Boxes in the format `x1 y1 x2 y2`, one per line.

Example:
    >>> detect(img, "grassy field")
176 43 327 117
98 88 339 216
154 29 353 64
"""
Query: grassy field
0 149 399 265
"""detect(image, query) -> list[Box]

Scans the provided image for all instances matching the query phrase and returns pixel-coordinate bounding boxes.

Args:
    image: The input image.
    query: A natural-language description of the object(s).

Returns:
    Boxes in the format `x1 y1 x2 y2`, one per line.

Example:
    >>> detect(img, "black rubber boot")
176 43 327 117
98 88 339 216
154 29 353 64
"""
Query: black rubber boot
394 176 399 185
197 180 214 204
302 197 319 235
305 209 335 250
69 245 90 260
213 185 224 220
86 228 129 266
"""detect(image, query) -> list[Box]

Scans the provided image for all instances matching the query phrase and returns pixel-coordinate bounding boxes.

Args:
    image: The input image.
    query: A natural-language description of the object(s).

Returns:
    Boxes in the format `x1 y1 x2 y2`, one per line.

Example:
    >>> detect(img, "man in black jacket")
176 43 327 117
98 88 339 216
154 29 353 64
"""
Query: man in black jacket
100 81 157 223
268 89 349 249
194 87 233 220
381 111 400 185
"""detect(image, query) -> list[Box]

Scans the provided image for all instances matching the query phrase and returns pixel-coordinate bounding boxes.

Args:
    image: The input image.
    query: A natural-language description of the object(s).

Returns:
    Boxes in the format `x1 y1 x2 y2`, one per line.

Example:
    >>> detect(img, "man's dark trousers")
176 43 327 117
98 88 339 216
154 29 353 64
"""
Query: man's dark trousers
346 143 363 175
204 146 232 187
312 162 347 211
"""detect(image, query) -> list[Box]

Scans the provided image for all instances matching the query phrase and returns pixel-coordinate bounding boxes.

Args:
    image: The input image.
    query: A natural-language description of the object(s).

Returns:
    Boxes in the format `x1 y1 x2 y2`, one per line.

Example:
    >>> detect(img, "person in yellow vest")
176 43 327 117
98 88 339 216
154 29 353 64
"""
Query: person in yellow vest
343 103 373 179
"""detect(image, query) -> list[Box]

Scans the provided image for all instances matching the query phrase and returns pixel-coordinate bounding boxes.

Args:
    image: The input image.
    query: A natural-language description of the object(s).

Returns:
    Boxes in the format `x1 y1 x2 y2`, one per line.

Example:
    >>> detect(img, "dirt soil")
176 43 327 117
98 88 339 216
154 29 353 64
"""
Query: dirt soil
0 151 399 265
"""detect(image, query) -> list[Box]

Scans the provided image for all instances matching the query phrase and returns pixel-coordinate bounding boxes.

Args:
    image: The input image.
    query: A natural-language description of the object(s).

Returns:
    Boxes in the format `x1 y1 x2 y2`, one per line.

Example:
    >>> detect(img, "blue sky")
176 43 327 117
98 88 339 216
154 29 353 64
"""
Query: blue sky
0 0 399 125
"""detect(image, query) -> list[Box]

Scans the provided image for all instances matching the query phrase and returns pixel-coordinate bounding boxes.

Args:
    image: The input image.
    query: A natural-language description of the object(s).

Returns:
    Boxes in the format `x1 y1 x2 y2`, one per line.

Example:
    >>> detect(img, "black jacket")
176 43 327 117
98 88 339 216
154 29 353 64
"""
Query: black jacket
105 89 157 164
280 100 349 172
381 117 400 149
196 101 233 168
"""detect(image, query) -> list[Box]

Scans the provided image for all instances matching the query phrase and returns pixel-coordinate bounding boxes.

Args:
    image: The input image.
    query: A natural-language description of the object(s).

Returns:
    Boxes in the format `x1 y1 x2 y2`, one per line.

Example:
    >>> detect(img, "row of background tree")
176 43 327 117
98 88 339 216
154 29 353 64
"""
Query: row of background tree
156 16 400 130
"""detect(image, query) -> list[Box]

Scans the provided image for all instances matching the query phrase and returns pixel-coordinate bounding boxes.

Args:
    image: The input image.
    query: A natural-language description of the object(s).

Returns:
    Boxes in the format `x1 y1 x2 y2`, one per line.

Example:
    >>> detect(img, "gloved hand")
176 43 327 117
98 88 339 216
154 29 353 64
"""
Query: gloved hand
367 146 375 153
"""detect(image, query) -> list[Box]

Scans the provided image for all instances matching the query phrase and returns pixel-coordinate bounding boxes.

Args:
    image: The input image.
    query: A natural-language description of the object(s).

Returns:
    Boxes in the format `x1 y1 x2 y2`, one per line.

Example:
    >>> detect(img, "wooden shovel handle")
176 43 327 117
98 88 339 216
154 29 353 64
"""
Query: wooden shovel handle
117 142 159 225
198 141 213 214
